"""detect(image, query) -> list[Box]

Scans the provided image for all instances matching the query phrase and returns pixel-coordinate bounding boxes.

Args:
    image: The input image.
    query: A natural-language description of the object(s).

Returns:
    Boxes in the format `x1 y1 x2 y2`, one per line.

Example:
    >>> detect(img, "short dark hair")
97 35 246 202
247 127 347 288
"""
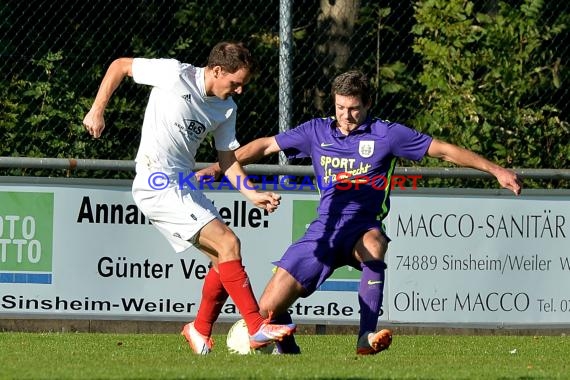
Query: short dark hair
207 41 257 74
331 70 372 105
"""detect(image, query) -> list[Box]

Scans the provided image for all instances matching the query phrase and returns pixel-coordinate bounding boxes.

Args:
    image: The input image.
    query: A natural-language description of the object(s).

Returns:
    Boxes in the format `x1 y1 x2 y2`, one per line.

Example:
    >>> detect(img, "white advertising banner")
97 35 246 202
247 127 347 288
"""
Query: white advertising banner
385 192 569 326
0 178 568 327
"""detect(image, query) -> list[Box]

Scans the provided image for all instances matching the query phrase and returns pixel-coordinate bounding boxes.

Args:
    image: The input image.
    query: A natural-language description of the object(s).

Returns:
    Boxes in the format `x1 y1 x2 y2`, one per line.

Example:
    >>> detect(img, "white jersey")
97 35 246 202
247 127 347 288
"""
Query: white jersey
132 58 240 177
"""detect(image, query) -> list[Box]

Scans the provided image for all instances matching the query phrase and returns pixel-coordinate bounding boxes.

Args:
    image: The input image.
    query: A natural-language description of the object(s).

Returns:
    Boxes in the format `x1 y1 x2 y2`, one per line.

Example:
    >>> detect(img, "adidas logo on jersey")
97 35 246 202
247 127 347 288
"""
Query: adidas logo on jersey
182 94 192 103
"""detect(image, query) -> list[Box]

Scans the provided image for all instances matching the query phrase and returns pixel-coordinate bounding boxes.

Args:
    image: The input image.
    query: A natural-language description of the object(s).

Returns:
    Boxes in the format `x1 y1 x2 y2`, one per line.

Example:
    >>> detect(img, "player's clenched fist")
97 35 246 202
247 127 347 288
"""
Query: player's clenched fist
251 192 281 213
82 109 105 138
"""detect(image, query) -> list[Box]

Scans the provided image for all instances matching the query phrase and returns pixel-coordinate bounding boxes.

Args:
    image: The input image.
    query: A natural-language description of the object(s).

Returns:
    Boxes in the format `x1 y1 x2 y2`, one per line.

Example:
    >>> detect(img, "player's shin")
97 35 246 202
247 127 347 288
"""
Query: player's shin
358 260 387 338
193 267 229 337
218 260 265 333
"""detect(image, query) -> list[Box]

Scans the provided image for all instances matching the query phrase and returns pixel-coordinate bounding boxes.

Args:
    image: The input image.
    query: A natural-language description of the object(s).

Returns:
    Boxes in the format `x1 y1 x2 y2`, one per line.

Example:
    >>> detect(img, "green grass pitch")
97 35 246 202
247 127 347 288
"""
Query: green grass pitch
1 332 568 379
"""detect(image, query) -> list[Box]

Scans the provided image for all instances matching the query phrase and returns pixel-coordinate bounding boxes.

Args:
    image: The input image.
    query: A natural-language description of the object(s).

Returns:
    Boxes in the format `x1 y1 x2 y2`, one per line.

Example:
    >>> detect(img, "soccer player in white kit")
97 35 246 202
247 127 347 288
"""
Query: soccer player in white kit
83 41 296 354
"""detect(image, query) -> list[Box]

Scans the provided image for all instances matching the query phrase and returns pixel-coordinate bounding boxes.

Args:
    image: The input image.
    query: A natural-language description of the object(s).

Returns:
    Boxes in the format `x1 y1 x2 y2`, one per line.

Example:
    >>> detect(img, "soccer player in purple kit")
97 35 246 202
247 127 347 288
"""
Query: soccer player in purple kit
199 70 522 355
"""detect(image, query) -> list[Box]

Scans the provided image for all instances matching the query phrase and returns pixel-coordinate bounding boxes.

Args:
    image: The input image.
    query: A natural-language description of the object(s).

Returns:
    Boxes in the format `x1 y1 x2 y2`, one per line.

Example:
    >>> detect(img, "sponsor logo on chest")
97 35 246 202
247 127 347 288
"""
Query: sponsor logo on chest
176 119 206 139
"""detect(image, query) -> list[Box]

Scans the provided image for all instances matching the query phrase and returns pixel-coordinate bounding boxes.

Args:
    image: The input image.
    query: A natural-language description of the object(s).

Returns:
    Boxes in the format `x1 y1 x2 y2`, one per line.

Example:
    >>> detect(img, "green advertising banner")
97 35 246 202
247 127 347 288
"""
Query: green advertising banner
0 192 54 283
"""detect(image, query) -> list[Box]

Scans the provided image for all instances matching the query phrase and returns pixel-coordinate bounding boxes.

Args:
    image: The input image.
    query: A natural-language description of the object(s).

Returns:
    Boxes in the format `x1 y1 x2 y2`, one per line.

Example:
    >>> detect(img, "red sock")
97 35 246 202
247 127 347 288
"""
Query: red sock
218 260 264 334
193 268 229 337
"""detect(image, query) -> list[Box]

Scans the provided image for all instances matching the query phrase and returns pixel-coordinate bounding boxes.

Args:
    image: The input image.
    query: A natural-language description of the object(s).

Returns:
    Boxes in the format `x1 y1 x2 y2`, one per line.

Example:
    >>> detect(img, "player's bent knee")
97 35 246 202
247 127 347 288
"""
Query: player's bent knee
216 232 242 261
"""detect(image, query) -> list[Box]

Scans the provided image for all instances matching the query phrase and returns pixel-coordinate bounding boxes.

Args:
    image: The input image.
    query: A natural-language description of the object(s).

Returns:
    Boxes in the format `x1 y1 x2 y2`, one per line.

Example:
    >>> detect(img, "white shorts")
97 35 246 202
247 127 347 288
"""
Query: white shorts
132 169 221 253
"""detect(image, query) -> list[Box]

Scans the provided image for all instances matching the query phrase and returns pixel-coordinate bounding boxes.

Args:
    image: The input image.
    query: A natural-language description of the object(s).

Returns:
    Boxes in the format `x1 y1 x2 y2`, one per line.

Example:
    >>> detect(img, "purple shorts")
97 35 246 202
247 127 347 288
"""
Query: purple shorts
273 213 388 296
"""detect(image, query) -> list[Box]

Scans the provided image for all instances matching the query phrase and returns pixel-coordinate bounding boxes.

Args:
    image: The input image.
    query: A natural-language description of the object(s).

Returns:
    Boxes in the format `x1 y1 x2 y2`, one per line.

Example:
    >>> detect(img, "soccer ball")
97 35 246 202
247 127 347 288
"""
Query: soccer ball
226 319 275 355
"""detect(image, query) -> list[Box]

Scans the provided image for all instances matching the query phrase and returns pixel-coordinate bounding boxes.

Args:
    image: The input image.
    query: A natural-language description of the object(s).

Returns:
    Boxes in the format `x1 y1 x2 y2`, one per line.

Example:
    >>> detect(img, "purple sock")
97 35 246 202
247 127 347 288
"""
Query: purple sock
358 260 387 338
272 312 300 354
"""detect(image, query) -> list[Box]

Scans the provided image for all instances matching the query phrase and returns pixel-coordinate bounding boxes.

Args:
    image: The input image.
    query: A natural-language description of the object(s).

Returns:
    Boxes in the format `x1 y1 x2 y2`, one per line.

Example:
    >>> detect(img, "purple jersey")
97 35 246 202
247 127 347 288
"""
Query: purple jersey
275 117 432 218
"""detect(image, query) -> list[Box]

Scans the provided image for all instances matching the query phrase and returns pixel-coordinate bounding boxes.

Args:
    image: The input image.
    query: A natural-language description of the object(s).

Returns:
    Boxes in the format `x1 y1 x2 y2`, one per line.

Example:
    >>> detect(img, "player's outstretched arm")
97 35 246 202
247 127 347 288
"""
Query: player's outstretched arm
196 136 281 181
83 58 134 139
218 149 281 213
427 138 522 195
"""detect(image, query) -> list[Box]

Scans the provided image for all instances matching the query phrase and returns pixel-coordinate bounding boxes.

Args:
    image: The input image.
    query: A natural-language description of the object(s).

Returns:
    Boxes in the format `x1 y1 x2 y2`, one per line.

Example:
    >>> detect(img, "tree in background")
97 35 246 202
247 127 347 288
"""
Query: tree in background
0 0 281 175
0 0 568 185
411 0 569 188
